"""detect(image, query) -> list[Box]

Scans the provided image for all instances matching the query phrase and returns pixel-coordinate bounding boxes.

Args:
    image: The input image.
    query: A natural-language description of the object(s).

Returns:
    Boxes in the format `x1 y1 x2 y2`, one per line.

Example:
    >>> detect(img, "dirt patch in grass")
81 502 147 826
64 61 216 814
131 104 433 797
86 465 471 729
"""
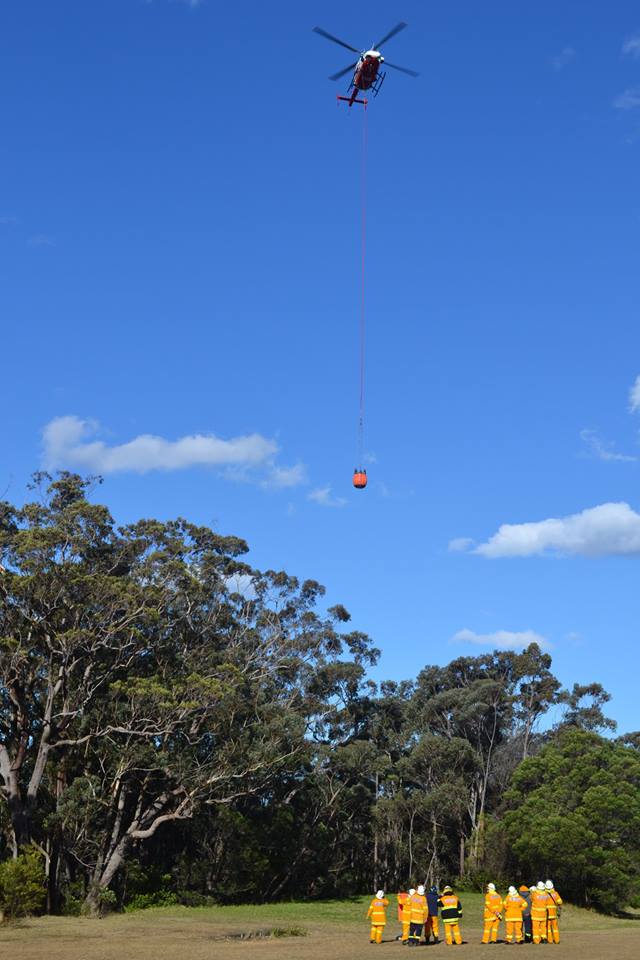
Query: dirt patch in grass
216 926 308 941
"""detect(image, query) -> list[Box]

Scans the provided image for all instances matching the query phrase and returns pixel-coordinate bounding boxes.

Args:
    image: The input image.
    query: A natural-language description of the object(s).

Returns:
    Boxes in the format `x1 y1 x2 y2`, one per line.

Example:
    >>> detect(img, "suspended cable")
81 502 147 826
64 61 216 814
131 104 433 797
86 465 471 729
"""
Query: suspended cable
353 105 368 490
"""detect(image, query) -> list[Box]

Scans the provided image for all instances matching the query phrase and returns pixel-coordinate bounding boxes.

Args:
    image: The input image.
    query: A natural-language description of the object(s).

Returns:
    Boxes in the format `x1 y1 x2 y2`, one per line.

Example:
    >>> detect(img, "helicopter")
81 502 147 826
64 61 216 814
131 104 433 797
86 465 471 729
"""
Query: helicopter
312 21 419 107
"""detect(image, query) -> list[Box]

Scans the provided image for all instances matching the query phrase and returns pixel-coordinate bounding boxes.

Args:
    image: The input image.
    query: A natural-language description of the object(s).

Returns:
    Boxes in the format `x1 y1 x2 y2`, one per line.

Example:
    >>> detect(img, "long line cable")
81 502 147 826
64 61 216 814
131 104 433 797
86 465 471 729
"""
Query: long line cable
357 105 368 467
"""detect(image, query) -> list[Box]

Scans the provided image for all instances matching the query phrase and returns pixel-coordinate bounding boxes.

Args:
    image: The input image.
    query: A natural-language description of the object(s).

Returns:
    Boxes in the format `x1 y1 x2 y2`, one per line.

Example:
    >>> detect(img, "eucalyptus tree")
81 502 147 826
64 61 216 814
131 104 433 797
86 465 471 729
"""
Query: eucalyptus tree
0 474 375 911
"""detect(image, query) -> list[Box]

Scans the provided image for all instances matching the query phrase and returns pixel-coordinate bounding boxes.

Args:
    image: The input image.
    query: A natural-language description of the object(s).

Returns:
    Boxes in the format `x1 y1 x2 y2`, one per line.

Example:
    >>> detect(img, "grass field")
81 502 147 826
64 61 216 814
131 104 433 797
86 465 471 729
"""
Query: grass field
0 893 638 960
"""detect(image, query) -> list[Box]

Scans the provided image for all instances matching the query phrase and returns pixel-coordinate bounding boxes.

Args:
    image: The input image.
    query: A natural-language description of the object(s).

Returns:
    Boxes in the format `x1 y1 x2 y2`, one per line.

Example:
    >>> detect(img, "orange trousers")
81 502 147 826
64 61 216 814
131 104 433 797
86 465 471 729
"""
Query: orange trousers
401 921 410 942
444 922 462 945
547 918 560 943
482 919 500 943
505 920 523 943
532 919 547 943
425 915 440 941
369 924 384 944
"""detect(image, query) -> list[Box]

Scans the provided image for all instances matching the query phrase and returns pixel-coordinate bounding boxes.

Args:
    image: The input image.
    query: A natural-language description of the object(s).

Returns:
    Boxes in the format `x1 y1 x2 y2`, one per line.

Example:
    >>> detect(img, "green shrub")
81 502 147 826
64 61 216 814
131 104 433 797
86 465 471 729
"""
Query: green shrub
0 847 46 920
125 891 179 911
177 890 215 908
81 885 118 917
60 879 85 916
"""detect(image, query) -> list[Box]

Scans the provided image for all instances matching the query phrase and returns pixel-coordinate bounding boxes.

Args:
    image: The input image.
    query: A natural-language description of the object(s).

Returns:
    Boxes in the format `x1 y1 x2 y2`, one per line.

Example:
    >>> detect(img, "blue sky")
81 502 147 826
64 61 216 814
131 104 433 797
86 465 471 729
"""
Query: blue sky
2 0 640 732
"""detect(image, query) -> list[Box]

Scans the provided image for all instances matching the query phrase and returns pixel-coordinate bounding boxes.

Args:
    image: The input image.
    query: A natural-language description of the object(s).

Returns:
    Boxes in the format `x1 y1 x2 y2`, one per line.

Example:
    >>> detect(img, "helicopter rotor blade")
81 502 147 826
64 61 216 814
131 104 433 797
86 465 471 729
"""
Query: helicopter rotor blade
329 62 359 82
374 22 408 50
384 61 420 77
312 27 360 55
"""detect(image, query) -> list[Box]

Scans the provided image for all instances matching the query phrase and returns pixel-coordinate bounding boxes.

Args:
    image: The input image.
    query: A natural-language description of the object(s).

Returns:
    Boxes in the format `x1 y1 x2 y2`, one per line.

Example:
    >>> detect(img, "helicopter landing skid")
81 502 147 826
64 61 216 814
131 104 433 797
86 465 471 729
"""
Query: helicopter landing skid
370 72 386 97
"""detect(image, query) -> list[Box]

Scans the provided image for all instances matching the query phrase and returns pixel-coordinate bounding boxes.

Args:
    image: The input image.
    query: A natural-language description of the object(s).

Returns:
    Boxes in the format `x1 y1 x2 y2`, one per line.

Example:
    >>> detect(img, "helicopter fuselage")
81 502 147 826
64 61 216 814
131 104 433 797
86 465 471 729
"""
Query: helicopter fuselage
353 51 383 90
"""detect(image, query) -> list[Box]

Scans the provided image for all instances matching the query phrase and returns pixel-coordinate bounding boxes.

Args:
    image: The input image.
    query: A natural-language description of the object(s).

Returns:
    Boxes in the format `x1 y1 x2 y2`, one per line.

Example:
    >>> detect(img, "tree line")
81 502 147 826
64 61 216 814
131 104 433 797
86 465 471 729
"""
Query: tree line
0 474 638 916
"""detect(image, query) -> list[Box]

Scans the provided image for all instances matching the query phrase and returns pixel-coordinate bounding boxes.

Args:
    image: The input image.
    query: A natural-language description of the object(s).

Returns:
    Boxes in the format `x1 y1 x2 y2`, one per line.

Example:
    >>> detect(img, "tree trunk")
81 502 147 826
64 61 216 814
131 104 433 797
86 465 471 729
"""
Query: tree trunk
408 810 415 879
7 793 31 852
84 836 130 915
372 771 379 891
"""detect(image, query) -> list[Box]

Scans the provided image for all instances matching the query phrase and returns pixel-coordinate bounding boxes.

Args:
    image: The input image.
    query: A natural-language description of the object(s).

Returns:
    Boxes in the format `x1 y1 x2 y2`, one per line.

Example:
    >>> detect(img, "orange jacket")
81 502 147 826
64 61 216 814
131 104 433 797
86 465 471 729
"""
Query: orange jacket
546 889 563 919
530 890 550 921
484 892 503 921
408 893 428 924
503 893 527 920
367 897 389 925
397 892 409 922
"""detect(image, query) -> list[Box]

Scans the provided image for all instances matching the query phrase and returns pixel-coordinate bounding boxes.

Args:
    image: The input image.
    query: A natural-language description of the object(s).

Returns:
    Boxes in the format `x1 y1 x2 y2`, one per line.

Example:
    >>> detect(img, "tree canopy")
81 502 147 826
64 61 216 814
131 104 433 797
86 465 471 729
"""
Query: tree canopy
503 729 640 912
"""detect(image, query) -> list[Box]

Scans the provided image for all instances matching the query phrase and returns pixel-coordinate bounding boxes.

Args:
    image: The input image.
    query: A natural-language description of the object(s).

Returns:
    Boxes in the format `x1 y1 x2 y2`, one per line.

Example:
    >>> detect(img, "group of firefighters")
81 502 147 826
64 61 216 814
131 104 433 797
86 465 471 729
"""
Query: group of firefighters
366 880 563 946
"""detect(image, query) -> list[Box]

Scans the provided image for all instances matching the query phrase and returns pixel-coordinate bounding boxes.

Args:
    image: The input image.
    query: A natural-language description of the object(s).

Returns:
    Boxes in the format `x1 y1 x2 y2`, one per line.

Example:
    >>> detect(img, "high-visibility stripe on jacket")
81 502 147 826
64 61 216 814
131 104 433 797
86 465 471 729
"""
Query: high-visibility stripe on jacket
397 892 409 922
530 890 550 921
484 892 503 920
409 893 428 924
438 895 463 923
367 897 389 925
503 894 527 920
546 889 563 919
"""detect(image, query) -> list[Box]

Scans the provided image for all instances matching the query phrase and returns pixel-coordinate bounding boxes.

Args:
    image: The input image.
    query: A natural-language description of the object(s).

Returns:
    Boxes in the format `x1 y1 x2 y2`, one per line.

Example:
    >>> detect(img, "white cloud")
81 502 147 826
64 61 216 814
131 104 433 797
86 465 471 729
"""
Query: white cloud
307 486 347 508
42 416 304 488
461 502 640 558
452 628 551 651
580 428 636 462
552 46 576 70
262 462 307 489
147 0 203 7
622 34 640 58
630 375 640 413
448 536 475 552
613 88 640 110
28 234 54 247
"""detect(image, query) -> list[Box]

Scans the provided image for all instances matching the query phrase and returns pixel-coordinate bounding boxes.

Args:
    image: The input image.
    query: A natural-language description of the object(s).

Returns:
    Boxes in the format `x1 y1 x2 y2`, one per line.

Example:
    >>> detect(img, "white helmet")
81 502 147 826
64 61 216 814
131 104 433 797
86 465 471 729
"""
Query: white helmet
376 890 384 899
545 880 554 890
409 888 416 896
417 885 425 896
529 886 536 893
508 886 517 895
537 882 545 891
487 882 496 892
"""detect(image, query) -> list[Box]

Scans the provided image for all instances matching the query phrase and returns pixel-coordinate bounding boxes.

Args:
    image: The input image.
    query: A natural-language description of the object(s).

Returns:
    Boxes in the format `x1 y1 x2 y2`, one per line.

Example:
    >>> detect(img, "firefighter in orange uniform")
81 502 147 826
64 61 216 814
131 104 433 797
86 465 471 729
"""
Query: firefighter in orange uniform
366 890 389 944
503 885 528 943
408 885 429 946
397 888 411 944
482 883 503 944
438 885 463 945
531 882 550 944
545 880 563 944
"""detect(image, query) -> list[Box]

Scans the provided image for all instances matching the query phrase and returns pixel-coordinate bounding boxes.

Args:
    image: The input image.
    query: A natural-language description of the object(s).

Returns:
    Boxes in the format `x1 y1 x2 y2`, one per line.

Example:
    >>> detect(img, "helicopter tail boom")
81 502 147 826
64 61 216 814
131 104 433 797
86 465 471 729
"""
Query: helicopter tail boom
337 94 368 108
